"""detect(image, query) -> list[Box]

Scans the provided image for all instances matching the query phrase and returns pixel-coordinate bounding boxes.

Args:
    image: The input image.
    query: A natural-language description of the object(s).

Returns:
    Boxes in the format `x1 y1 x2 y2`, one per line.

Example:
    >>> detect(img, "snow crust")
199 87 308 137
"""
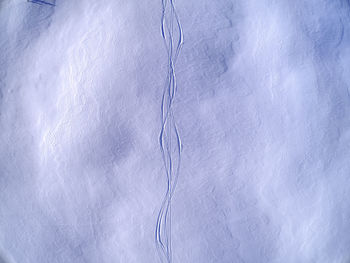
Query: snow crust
1 0 350 262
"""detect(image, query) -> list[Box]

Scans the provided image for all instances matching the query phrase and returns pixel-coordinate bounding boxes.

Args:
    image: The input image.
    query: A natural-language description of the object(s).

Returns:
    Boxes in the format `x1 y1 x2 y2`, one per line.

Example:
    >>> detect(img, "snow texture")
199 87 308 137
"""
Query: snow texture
1 0 350 262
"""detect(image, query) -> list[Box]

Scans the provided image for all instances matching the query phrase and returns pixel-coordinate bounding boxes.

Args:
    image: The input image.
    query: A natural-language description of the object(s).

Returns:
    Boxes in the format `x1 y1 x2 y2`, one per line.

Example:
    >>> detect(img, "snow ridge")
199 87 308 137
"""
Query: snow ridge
155 0 184 262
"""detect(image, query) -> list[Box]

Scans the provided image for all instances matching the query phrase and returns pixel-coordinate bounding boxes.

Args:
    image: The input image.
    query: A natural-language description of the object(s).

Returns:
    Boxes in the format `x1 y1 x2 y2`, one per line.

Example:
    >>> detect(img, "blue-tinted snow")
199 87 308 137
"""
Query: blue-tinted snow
0 0 350 262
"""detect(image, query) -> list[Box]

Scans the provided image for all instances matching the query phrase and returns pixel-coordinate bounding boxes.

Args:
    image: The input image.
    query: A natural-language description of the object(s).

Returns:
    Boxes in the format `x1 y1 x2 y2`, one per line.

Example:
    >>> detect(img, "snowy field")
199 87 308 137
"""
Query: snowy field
1 0 350 262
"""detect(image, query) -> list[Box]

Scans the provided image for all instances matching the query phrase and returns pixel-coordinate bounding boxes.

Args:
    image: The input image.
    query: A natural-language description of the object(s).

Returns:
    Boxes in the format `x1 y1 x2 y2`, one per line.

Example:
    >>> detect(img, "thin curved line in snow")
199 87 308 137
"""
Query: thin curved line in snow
155 0 184 262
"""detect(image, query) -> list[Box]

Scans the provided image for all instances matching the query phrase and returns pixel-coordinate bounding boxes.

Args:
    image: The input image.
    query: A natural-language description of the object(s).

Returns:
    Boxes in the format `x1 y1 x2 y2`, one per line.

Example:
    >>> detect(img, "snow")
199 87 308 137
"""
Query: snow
1 0 350 262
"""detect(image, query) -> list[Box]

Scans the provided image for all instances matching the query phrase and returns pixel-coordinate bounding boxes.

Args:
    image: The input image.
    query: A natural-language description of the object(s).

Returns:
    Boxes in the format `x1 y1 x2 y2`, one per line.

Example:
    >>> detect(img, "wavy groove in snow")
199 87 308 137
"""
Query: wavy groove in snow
155 0 184 262
27 0 56 7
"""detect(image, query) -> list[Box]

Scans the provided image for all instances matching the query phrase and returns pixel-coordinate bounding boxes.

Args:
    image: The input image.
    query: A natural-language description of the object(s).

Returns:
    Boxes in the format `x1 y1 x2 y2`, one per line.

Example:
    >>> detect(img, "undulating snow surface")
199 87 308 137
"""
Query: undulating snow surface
1 0 350 262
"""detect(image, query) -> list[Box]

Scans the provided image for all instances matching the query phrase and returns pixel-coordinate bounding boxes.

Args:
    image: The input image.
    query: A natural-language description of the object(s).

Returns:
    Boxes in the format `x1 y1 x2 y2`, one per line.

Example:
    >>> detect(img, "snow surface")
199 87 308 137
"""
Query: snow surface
1 0 350 262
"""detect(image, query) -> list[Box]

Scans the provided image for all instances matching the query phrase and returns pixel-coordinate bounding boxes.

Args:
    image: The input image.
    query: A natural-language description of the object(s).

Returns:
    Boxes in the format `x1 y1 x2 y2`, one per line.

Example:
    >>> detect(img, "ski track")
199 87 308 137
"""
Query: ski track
155 0 183 262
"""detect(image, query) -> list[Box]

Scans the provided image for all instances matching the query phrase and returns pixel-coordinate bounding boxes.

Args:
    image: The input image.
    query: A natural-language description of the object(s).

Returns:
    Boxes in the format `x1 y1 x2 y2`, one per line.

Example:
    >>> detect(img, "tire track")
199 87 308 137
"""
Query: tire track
155 0 183 262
